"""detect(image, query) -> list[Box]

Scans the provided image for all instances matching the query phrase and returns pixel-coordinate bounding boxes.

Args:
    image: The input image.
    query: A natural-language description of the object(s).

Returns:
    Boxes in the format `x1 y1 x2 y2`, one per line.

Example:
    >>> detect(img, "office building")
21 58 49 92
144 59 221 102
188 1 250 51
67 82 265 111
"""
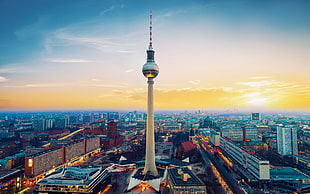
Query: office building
277 125 298 156
221 127 257 142
220 137 270 180
252 113 260 120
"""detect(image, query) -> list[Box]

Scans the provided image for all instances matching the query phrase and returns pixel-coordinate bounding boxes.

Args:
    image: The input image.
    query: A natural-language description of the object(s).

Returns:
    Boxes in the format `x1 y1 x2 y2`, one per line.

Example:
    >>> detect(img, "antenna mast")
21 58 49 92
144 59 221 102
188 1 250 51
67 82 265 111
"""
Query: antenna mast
149 10 153 49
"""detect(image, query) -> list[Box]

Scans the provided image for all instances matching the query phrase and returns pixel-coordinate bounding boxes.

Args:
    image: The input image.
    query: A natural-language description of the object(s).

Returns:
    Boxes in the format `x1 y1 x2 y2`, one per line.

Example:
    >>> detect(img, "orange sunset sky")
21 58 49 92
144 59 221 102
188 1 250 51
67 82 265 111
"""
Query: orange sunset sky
0 0 310 111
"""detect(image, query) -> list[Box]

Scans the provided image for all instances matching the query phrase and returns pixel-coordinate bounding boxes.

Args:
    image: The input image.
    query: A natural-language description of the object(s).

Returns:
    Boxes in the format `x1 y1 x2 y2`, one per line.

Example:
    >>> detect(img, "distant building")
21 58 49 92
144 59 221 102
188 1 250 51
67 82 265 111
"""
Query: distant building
252 113 260 120
35 166 110 194
200 116 216 128
277 125 298 156
103 122 122 148
0 152 25 169
33 119 54 131
189 127 196 142
210 130 220 147
221 127 257 142
269 139 277 150
161 123 181 131
53 117 69 129
167 167 206 194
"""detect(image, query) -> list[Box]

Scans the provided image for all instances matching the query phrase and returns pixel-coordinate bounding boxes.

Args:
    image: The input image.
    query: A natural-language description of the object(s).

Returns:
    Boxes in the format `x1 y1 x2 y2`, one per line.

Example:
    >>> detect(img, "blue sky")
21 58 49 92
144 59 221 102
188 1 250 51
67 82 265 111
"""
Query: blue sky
0 0 310 110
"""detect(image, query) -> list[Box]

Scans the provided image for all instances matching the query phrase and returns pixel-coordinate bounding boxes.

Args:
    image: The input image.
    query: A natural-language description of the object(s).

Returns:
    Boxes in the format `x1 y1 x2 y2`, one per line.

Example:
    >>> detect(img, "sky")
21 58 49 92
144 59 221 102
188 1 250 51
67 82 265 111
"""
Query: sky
0 0 310 111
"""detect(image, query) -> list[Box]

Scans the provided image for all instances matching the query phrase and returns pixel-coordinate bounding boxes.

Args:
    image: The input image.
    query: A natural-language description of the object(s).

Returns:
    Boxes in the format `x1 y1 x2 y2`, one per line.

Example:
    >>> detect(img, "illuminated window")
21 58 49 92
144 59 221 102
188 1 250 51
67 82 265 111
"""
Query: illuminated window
28 159 33 167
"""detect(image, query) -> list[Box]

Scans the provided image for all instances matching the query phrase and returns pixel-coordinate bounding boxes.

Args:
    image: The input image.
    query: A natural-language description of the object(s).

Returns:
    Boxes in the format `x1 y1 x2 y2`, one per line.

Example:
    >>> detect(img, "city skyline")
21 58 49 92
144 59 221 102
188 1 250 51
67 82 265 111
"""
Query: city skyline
1 0 310 111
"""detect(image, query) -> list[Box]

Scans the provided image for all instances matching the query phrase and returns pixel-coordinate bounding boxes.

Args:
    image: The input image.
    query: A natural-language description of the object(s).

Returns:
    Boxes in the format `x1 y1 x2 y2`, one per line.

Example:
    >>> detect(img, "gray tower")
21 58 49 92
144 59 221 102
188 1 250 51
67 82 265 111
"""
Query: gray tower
142 11 159 176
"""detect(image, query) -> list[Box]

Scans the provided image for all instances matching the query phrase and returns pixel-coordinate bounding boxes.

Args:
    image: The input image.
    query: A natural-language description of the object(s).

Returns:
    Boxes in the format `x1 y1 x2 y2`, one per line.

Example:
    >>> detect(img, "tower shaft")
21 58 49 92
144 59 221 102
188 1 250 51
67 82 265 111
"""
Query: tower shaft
143 78 158 176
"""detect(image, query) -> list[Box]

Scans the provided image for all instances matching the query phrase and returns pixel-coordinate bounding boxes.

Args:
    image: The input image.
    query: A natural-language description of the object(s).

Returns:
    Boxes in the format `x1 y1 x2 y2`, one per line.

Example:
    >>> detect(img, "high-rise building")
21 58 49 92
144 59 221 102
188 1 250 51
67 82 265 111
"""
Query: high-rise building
54 117 69 129
277 125 298 156
252 113 260 120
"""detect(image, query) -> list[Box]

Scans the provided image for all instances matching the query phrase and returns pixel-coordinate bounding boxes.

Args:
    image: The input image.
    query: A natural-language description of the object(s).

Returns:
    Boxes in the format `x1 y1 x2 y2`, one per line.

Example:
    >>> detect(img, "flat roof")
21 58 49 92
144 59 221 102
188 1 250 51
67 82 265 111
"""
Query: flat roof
38 166 108 186
0 169 20 178
0 169 23 182
295 156 310 163
168 167 205 187
270 167 310 180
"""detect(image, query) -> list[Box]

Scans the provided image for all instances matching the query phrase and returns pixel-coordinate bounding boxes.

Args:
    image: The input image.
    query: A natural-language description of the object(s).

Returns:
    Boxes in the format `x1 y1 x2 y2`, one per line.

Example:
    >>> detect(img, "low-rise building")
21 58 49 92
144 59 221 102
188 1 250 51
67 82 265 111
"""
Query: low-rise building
167 167 206 194
270 167 310 193
0 169 23 193
35 166 110 194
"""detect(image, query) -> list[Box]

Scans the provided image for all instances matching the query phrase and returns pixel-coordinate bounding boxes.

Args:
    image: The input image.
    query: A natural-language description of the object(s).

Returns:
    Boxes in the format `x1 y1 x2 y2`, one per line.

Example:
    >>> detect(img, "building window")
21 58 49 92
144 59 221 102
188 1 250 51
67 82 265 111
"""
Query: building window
28 159 33 167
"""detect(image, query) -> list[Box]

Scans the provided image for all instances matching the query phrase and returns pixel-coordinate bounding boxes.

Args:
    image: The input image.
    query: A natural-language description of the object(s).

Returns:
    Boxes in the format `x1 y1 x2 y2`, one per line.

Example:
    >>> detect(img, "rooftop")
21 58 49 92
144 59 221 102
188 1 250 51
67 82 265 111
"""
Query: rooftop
270 167 310 181
38 166 108 186
167 167 205 187
0 169 22 179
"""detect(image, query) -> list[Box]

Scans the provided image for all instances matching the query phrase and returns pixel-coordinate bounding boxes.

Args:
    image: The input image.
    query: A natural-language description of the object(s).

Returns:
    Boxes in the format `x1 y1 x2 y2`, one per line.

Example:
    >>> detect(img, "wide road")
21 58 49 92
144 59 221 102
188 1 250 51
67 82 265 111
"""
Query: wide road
42 128 85 147
199 144 245 194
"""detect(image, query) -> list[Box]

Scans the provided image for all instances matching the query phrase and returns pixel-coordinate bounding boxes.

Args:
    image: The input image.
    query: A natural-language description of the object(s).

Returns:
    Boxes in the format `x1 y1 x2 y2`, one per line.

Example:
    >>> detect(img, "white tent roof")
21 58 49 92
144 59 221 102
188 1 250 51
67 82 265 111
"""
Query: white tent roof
127 177 160 192
182 157 190 163
119 155 127 161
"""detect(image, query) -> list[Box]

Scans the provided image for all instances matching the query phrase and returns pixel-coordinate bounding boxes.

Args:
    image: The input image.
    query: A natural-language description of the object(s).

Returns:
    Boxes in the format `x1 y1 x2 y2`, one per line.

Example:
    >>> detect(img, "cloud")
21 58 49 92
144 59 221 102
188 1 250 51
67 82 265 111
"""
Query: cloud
14 16 49 40
45 30 134 54
80 83 125 88
99 4 124 16
0 64 39 74
235 80 274 87
112 89 124 94
162 9 188 17
0 76 8 82
47 59 93 63
249 76 272 80
99 5 115 16
125 69 135 73
24 83 71 88
242 92 261 98
189 80 200 85
0 67 19 73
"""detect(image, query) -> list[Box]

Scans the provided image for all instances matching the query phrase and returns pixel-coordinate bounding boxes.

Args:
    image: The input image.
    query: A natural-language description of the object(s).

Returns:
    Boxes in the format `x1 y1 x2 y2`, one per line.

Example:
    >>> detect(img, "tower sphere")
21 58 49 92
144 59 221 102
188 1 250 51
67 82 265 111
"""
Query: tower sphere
142 61 159 78
142 47 159 78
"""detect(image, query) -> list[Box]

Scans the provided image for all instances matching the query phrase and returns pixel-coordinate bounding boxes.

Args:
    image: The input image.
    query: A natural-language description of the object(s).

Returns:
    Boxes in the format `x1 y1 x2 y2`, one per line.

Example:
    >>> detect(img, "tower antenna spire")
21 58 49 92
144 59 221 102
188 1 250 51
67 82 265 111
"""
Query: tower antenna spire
149 10 153 49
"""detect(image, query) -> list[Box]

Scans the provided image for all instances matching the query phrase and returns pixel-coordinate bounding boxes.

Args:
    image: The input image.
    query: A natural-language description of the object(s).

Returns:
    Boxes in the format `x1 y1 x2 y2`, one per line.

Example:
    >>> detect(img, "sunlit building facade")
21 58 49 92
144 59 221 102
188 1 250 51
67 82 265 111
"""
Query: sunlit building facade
277 125 298 156
25 136 100 185
221 127 257 142
220 137 270 180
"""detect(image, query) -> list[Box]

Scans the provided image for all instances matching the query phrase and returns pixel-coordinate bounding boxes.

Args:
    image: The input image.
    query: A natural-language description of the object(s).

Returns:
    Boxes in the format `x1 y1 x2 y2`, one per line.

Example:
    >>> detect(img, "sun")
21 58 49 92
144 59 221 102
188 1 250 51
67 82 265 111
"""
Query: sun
247 98 268 107
243 92 268 107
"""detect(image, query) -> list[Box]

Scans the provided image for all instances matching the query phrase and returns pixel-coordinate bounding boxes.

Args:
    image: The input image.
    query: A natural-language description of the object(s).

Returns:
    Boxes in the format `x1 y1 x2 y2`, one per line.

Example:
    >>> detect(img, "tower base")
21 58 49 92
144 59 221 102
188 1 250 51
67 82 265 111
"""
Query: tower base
127 168 162 192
